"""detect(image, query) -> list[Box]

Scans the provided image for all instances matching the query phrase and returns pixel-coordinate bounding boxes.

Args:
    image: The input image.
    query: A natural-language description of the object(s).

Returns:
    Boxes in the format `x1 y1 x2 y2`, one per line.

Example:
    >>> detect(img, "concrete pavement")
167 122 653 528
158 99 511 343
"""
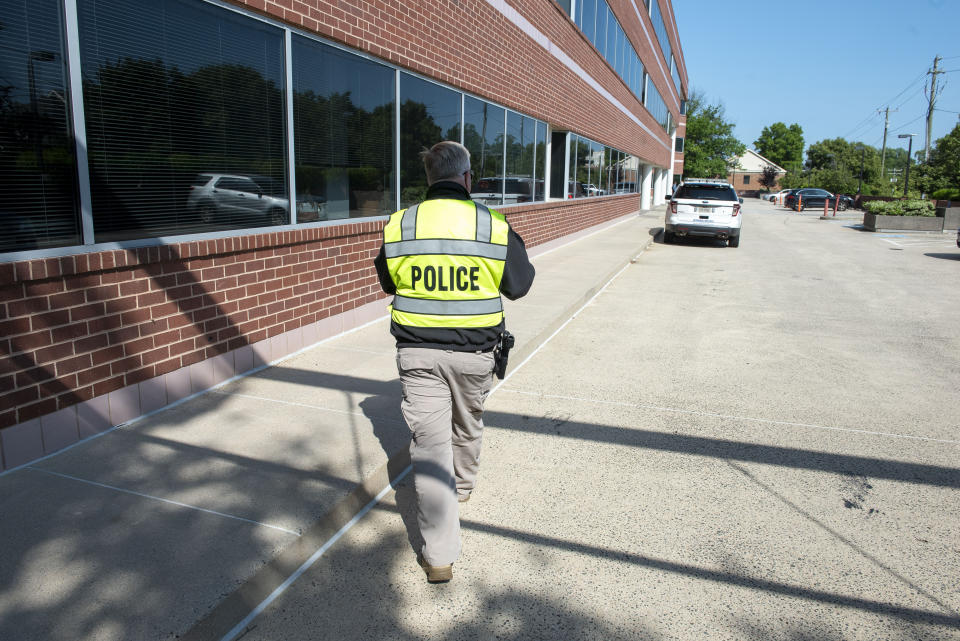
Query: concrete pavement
0 206 662 641
3 199 959 640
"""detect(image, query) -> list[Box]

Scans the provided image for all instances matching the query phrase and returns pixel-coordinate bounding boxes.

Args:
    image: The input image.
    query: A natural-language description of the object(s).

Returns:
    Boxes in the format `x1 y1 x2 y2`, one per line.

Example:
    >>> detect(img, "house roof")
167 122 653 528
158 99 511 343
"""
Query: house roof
734 149 787 174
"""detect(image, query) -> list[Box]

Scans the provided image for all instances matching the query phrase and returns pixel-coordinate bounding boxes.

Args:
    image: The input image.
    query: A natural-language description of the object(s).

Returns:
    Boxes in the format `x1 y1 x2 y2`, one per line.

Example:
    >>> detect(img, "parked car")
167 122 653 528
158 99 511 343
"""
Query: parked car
664 179 743 247
762 189 787 203
188 173 289 226
566 180 586 199
583 183 605 196
612 181 636 194
472 176 543 205
786 188 850 212
836 194 856 210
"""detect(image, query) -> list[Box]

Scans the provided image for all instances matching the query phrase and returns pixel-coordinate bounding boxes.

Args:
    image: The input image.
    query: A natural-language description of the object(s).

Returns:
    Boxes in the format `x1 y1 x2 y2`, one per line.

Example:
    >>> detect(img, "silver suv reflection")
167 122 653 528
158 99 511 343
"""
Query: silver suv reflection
187 173 289 226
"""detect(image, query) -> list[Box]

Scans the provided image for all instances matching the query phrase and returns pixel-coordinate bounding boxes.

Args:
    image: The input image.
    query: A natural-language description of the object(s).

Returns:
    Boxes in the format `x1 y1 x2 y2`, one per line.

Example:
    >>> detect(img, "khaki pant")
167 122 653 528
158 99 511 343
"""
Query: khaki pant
397 347 495 566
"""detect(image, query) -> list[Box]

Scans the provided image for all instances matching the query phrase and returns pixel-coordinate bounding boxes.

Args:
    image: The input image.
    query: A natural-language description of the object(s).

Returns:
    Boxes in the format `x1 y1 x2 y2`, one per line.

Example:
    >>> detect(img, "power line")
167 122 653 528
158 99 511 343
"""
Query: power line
838 71 926 141
889 114 924 135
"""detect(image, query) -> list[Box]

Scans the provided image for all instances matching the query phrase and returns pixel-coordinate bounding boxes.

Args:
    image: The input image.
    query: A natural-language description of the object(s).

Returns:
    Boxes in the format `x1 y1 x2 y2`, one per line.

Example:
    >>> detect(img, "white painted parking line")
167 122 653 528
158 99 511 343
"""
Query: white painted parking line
497 388 960 446
27 467 302 536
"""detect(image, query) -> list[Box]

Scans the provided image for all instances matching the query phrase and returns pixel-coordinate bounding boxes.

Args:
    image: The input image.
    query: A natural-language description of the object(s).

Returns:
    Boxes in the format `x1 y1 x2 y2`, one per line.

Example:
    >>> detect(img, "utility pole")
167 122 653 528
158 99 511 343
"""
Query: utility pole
925 55 944 162
878 106 897 179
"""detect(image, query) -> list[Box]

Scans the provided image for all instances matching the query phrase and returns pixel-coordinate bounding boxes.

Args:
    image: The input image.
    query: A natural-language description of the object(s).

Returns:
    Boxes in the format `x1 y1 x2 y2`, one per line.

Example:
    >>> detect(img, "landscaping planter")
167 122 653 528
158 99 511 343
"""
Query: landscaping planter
935 206 960 231
863 212 944 232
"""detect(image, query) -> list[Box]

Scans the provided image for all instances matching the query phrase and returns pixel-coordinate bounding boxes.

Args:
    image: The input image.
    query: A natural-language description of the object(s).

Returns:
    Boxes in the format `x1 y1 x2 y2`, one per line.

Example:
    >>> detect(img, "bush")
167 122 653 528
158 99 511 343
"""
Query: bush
931 188 960 200
863 199 935 216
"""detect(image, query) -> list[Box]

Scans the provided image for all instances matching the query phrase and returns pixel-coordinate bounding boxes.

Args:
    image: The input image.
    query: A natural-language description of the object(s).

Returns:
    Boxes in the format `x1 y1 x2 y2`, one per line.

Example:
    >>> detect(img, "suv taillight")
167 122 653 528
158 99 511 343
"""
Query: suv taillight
670 200 677 214
733 203 741 216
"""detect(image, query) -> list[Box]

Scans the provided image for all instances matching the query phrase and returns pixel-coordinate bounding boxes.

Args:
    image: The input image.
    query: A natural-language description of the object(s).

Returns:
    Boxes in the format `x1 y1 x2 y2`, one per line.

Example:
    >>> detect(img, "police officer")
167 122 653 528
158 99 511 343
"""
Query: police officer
374 141 535 583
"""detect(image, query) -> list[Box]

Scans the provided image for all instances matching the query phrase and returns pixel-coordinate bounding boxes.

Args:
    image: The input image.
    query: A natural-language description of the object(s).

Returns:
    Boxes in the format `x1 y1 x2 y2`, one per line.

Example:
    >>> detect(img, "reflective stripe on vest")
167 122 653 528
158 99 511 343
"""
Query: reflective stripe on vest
384 199 508 329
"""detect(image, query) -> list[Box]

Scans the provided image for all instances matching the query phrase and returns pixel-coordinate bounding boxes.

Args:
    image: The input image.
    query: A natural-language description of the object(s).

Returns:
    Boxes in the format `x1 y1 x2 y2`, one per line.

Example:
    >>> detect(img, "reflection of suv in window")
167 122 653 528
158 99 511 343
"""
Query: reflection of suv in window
665 179 743 247
472 176 543 205
187 173 289 226
584 183 605 196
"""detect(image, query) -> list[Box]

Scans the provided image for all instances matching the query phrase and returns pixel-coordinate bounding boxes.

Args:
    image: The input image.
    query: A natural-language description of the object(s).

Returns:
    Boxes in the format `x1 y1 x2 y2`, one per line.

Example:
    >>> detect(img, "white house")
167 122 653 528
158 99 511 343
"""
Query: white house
727 149 787 194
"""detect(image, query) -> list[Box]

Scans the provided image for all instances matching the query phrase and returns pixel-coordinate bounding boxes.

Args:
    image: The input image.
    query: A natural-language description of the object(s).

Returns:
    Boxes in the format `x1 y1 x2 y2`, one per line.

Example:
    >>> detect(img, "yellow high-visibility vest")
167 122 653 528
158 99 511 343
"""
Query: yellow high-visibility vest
383 199 509 328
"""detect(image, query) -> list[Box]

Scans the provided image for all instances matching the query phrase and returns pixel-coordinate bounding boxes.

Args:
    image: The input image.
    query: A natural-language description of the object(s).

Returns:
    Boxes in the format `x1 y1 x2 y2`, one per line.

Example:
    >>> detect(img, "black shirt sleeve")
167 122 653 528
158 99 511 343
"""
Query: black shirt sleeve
373 245 396 294
500 227 535 301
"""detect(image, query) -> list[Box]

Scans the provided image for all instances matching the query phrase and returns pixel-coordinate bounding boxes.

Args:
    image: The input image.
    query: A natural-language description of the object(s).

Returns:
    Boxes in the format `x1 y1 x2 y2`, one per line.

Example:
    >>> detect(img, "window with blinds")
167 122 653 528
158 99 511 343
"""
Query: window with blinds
77 0 287 241
567 134 640 198
292 36 395 223
464 97 504 207
0 0 81 252
399 74 462 209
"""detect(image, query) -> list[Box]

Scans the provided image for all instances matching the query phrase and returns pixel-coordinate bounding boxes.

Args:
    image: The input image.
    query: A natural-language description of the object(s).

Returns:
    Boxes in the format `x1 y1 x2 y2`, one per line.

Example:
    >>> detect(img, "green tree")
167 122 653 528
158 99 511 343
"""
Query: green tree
753 122 804 168
682 90 745 179
759 165 780 190
915 123 960 195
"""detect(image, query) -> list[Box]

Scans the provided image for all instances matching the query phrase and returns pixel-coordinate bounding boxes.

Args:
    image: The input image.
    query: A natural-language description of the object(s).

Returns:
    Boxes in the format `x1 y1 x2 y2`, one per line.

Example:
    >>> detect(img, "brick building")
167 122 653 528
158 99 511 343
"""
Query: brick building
0 0 687 469
728 149 786 197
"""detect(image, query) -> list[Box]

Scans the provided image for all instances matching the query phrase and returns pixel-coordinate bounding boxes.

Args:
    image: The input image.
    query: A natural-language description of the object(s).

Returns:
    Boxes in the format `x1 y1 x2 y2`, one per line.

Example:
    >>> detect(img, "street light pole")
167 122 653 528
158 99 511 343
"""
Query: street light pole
898 133 917 197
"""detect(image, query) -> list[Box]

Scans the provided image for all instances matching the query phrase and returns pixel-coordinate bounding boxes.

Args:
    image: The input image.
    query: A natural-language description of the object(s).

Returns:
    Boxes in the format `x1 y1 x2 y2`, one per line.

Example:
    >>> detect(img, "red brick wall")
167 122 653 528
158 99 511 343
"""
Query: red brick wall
0 197 637 431
0 0 680 460
234 0 677 168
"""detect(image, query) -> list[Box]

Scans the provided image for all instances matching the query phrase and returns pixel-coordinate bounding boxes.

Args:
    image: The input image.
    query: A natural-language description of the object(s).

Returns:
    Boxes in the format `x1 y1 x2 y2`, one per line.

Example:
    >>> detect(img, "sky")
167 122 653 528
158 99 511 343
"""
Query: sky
673 0 960 158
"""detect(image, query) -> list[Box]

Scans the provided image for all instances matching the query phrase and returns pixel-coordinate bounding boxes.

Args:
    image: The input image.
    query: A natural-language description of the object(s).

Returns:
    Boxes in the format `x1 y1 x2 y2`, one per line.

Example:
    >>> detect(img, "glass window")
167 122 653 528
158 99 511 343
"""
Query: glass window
651 0 672 65
743 175 751 185
534 122 547 202
675 137 684 153
463 96 504 206
1 0 81 252
590 141 604 195
674 184 737 200
618 24 627 76
504 112 536 205
555 0 572 14
580 0 597 44
646 80 670 131
605 5 616 67
292 36 394 223
573 136 591 199
595 4 607 57
399 73 461 208
78 0 287 242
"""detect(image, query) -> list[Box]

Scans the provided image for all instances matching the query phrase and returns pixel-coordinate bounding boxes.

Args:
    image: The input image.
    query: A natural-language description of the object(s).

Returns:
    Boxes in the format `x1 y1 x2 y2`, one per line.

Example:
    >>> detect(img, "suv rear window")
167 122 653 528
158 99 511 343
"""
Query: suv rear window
675 184 737 201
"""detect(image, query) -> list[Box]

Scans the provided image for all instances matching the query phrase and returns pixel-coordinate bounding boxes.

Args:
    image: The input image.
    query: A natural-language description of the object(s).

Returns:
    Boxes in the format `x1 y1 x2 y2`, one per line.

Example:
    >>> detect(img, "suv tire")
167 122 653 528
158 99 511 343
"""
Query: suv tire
728 234 740 248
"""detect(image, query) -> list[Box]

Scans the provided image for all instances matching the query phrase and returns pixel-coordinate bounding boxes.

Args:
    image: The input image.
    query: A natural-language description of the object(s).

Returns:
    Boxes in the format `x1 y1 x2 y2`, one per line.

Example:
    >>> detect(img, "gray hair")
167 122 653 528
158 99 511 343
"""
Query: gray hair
420 141 471 184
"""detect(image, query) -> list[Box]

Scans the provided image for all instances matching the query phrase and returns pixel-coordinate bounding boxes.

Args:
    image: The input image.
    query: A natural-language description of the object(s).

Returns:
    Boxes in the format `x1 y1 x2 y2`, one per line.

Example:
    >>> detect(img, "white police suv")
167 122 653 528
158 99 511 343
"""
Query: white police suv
664 179 743 247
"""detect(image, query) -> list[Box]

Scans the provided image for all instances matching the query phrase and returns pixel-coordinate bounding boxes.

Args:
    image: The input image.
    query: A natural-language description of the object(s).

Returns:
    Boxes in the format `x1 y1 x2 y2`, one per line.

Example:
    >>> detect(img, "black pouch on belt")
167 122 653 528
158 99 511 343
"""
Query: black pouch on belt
493 331 515 380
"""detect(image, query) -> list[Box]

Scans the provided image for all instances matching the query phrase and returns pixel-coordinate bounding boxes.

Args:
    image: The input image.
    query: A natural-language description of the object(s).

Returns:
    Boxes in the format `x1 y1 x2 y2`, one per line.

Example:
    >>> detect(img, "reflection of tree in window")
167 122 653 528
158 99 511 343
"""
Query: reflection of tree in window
534 123 547 201
293 37 394 222
464 97 504 206
78 0 287 241
399 74 461 208
0 0 81 251
505 113 536 204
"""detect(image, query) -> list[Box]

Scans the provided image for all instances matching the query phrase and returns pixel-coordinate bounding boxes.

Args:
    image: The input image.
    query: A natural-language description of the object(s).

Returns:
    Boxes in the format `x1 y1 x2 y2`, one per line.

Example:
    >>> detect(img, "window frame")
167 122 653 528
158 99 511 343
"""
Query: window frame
4 0 558 261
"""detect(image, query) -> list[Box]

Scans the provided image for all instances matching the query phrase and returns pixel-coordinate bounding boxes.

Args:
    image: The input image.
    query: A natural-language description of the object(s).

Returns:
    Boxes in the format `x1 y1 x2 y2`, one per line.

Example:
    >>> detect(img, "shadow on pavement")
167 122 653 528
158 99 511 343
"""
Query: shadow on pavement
924 252 960 261
3 363 960 640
